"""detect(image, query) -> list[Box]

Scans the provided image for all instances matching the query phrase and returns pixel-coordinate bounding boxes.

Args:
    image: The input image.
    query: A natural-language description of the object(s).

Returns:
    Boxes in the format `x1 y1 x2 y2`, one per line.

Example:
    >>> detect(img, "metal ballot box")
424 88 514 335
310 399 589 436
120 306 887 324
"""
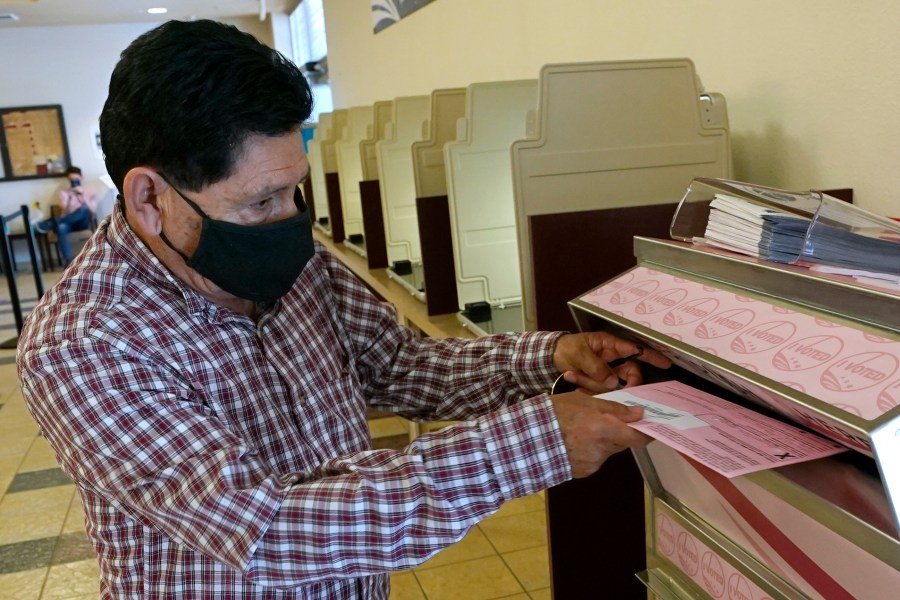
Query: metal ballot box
568 236 900 600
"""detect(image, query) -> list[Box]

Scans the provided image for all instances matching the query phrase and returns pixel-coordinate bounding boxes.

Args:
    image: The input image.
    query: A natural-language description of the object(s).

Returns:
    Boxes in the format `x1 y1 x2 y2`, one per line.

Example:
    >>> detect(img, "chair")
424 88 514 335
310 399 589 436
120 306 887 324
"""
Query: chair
46 205 97 268
32 230 62 271
3 205 53 275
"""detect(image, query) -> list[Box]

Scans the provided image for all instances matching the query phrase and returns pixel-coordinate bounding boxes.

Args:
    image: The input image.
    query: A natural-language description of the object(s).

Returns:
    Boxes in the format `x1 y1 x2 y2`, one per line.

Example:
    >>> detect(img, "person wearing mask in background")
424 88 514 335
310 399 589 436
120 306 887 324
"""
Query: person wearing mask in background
17 20 671 599
34 165 97 265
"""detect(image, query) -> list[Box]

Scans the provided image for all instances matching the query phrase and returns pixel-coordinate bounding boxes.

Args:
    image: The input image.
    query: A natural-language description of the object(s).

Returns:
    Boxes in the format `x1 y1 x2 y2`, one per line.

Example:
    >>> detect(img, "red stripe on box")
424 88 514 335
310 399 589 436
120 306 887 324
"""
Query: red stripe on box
686 456 855 600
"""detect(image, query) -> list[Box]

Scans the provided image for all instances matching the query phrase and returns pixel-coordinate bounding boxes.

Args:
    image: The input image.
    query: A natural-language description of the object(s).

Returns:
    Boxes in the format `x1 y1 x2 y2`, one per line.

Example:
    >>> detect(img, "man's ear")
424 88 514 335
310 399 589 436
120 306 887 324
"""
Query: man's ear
122 167 169 236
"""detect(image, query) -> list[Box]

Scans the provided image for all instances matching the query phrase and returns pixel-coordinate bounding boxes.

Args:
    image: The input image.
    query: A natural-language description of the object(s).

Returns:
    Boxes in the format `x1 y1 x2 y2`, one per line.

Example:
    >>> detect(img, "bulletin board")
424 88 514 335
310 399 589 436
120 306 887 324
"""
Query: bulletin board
0 105 71 181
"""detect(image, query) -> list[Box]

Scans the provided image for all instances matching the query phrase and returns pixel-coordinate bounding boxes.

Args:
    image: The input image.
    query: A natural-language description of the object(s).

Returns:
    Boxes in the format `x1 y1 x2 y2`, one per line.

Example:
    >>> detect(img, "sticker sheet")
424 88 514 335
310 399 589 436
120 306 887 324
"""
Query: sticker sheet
581 267 900 421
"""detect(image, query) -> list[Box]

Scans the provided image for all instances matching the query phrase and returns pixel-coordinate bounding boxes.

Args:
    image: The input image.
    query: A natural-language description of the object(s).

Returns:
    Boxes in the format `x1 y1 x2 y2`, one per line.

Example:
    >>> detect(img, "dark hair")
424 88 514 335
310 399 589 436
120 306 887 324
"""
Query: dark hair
65 166 82 177
99 19 313 193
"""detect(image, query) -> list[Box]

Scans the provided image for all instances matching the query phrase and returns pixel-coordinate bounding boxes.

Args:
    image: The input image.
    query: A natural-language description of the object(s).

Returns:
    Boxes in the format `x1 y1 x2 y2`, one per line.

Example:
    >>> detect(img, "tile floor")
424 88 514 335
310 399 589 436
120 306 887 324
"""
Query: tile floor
0 268 552 599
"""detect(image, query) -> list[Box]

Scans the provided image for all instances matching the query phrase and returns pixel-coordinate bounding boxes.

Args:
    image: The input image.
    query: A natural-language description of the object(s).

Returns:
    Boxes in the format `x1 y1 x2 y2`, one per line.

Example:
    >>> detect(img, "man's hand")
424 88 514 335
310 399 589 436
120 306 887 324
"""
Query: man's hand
553 332 672 393
550 391 652 478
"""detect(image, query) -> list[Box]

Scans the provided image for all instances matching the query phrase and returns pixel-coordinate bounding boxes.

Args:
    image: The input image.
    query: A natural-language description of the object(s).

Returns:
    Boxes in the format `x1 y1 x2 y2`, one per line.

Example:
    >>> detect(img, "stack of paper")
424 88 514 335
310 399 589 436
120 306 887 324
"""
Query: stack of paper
700 192 900 276
804 221 900 275
702 193 810 262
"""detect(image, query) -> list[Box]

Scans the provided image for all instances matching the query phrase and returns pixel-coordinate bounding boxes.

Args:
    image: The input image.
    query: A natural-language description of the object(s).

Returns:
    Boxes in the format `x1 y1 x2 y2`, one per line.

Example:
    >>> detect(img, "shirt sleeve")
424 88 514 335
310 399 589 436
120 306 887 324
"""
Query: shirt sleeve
248 394 570 585
83 189 98 213
58 189 70 213
320 250 565 421
19 335 571 588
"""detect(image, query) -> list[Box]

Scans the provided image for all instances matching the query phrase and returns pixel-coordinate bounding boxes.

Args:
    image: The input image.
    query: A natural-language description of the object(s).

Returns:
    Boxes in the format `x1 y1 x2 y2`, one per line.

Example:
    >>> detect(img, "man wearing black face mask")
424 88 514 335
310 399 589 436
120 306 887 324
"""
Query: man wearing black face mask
17 20 669 599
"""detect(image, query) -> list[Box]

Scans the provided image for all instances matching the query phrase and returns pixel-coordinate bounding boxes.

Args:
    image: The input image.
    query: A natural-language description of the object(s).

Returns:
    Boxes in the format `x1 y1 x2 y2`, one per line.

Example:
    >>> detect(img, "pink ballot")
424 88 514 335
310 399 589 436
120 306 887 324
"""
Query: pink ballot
599 380 846 478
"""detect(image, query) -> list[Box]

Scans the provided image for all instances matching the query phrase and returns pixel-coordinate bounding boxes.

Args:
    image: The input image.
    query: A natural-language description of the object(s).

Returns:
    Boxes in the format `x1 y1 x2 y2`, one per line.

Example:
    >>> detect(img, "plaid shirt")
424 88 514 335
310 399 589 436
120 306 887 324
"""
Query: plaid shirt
17 206 571 598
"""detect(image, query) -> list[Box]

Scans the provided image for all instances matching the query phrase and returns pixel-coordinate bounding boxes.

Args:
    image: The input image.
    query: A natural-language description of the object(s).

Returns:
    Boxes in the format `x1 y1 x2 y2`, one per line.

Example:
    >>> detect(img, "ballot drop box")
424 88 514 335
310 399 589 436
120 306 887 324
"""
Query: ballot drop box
568 236 900 600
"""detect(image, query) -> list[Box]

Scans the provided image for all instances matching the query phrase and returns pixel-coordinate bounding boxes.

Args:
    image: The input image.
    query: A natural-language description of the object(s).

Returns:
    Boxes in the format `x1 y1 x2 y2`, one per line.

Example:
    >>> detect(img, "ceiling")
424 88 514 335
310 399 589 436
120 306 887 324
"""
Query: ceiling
0 0 296 28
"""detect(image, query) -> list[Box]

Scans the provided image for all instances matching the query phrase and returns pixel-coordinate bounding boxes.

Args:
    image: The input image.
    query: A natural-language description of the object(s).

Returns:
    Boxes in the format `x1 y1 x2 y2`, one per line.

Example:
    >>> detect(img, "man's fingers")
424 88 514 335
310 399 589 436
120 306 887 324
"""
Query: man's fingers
555 334 616 386
599 414 652 448
614 361 644 388
562 369 619 393
587 332 672 370
637 347 672 369
550 392 654 478
553 392 646 428
587 395 642 416
553 332 673 395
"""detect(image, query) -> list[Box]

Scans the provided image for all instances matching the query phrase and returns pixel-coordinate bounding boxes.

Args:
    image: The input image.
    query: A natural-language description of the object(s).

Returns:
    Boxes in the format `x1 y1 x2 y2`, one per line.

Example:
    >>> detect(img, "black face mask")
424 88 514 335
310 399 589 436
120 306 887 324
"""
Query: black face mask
159 182 314 303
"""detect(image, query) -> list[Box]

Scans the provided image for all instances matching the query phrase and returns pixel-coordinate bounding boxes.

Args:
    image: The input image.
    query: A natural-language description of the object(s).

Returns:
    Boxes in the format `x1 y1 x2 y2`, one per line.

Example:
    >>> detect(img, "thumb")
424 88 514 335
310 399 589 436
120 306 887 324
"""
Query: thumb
618 404 645 423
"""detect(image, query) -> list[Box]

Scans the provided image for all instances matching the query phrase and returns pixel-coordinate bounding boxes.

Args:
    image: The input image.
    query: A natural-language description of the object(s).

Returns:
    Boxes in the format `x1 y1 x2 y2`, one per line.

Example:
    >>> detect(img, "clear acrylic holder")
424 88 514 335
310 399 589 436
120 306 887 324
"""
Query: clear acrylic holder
670 177 900 275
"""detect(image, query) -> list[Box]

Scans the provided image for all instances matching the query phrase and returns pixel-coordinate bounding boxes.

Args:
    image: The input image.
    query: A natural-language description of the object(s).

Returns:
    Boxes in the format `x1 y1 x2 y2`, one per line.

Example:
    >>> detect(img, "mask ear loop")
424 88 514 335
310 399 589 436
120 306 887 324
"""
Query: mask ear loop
158 174 210 219
158 228 192 263
155 174 201 263
114 179 182 242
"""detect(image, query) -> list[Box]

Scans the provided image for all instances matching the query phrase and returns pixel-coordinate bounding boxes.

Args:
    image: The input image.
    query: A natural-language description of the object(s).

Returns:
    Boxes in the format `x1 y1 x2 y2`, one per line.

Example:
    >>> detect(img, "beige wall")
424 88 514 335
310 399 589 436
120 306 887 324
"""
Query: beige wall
324 0 900 216
0 17 273 217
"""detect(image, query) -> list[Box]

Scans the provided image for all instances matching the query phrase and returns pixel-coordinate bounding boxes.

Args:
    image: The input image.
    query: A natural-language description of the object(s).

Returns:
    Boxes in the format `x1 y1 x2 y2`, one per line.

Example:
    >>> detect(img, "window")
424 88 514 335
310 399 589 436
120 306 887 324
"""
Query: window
289 0 332 123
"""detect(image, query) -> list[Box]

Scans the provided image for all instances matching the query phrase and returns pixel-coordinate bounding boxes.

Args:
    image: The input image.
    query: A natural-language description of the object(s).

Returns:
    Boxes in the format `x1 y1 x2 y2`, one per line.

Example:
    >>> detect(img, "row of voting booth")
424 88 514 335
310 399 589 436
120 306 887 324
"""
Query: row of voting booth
304 58 900 599
307 58 731 333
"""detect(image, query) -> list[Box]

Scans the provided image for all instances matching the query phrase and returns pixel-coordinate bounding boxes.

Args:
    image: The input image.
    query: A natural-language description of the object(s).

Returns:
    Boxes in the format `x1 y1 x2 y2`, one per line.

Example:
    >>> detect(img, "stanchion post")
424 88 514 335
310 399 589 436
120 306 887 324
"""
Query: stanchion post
0 208 24 348
20 205 45 298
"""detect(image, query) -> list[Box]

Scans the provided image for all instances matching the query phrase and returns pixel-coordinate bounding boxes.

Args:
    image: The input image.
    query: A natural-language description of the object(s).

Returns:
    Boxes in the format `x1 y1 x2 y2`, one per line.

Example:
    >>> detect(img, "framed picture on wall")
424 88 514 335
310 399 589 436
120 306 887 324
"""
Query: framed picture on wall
0 104 71 181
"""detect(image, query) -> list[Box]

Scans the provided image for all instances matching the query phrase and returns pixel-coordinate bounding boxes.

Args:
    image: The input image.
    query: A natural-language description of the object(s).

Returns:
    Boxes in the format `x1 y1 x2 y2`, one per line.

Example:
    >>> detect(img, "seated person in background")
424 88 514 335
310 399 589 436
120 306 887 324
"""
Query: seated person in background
17 20 671 599
34 165 97 265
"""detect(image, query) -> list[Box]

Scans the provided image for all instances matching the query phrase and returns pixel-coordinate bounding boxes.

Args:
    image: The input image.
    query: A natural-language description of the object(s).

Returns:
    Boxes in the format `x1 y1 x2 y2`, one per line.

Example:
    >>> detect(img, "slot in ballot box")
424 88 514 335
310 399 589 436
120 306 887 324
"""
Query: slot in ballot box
308 109 348 240
444 79 537 336
359 100 393 269
336 105 374 257
509 58 732 599
376 96 430 299
411 88 466 316
568 236 900 599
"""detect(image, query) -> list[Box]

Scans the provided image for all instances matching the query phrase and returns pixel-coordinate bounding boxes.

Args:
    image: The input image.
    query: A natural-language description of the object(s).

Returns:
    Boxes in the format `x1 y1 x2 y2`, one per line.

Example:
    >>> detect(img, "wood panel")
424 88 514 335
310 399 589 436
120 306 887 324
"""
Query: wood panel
530 203 677 599
529 204 677 332
360 179 388 269
416 195 459 316
325 172 345 244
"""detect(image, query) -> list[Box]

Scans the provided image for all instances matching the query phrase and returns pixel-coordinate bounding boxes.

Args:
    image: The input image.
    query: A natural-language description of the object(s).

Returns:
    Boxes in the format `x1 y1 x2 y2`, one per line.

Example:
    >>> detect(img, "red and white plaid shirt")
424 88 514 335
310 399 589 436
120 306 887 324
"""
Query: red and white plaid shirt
18 206 571 598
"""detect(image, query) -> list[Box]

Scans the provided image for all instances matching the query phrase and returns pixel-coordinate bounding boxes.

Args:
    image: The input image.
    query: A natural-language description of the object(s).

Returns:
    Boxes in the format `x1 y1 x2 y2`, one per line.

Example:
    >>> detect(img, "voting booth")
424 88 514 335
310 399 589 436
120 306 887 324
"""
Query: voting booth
308 110 348 240
375 96 430 298
511 58 731 333
336 105 374 256
508 58 732 599
444 79 538 335
307 112 331 230
359 100 393 269
569 236 900 599
411 88 467 316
